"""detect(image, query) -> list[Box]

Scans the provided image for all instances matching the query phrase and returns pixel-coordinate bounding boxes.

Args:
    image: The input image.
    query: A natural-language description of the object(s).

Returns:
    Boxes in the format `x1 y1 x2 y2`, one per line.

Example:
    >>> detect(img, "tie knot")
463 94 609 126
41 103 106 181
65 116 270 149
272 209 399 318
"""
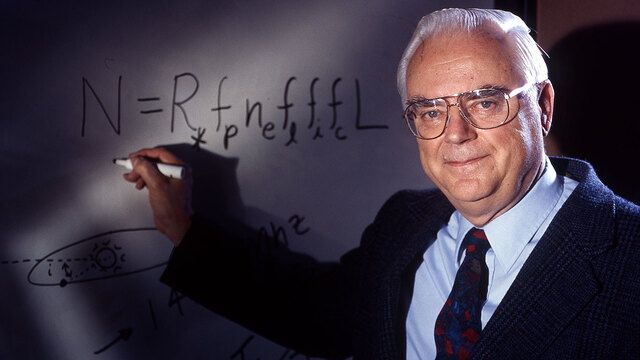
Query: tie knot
462 228 491 257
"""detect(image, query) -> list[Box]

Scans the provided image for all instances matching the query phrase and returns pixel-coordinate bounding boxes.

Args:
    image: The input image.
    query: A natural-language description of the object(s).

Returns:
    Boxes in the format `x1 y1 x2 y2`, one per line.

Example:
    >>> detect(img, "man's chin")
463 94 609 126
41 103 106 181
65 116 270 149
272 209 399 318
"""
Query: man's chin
442 183 493 207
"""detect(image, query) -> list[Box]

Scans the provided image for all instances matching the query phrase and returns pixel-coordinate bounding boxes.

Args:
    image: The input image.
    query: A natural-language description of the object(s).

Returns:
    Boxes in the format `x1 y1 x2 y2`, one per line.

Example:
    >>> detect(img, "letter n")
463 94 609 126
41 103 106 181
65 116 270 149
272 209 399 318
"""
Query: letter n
81 76 122 137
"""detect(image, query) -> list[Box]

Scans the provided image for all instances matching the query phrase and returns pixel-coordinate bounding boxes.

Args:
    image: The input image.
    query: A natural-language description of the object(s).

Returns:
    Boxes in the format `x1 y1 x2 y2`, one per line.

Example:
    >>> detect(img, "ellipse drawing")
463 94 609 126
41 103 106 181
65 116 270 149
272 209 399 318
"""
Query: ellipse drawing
28 228 170 287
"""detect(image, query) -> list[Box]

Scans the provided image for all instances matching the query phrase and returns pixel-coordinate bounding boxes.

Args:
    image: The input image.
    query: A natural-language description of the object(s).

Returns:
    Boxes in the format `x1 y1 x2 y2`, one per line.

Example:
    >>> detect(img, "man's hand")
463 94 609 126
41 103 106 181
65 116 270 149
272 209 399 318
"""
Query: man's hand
123 147 192 246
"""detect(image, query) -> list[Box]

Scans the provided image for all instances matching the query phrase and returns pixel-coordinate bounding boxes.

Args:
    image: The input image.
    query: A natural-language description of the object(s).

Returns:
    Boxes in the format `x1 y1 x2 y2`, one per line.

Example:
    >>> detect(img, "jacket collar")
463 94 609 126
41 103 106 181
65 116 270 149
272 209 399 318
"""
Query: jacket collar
471 157 616 358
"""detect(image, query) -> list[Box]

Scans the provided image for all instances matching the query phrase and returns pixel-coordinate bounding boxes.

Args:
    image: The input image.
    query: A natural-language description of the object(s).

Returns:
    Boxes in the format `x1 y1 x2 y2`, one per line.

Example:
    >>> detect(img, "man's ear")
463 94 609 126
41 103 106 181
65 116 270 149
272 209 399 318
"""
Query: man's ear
538 80 554 136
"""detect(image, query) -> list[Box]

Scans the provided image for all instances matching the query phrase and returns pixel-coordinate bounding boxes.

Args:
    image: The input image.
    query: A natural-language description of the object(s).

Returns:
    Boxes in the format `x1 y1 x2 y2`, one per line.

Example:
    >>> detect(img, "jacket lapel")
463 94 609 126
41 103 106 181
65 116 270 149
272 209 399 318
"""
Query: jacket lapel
471 158 616 359
389 191 455 358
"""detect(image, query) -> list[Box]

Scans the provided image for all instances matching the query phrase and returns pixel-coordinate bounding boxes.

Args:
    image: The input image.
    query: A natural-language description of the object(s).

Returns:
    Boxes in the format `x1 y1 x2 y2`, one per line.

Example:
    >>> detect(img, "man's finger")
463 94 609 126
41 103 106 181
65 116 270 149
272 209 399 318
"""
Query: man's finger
123 171 141 183
131 156 166 190
129 147 183 165
136 178 146 190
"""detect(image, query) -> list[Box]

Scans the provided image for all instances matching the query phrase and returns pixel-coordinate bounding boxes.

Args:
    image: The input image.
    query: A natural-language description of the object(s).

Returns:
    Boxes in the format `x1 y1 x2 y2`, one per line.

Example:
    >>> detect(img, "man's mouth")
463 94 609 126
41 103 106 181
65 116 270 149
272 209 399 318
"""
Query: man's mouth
444 155 488 167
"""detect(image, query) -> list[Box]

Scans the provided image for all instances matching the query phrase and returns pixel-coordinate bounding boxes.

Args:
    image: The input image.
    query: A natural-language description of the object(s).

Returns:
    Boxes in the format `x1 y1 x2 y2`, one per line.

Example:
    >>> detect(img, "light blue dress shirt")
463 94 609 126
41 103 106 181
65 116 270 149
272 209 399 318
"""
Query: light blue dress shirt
406 158 579 359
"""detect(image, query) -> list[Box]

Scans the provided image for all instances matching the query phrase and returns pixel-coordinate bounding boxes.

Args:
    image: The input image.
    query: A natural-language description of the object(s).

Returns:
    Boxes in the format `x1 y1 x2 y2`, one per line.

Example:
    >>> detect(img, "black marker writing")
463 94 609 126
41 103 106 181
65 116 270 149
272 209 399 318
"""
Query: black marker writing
138 96 163 114
26 227 167 288
93 327 133 355
81 76 121 137
277 77 296 130
148 299 158 330
80 74 388 147
212 76 232 132
246 99 263 128
285 121 298 147
307 77 319 129
256 214 311 255
168 288 186 317
328 78 342 130
355 78 388 130
279 349 311 360
288 215 310 235
171 72 199 132
192 127 207 149
258 222 289 249
229 335 255 360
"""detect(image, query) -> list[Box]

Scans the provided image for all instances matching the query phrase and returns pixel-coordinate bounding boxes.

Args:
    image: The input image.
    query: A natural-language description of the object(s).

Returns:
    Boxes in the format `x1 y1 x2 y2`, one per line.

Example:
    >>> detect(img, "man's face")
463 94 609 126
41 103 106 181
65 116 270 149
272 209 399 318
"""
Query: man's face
405 30 549 225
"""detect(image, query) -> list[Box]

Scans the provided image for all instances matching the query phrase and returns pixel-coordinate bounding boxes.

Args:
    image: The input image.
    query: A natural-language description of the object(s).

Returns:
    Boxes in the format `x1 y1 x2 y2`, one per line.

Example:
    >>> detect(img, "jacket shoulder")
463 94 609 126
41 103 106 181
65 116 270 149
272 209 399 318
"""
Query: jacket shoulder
372 189 451 225
354 188 453 256
614 195 640 240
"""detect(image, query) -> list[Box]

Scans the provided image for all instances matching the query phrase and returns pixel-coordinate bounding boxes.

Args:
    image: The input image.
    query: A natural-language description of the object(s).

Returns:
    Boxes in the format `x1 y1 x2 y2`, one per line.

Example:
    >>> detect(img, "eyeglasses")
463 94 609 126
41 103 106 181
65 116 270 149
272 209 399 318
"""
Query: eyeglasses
403 82 536 140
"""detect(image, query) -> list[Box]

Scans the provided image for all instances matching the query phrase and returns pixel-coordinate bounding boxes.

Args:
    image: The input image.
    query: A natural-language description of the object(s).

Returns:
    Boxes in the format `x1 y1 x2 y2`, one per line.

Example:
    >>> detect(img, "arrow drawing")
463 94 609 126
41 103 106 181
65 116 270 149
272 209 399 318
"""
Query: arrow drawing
94 327 133 355
62 263 72 277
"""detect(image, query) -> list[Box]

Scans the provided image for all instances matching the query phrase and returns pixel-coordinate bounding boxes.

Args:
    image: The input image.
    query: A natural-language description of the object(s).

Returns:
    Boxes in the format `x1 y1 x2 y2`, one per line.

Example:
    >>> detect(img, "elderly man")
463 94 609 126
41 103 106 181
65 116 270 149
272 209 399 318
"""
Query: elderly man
124 8 640 360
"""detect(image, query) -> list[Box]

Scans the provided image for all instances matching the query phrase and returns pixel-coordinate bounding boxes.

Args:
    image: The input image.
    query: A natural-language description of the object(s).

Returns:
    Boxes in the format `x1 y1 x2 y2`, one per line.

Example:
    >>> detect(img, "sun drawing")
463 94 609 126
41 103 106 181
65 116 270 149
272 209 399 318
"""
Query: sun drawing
90 239 125 273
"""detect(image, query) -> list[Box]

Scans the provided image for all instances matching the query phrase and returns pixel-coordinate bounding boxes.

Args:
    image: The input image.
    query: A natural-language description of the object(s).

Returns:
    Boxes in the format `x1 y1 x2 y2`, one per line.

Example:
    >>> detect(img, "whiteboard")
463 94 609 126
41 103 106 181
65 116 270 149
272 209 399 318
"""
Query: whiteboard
0 0 491 358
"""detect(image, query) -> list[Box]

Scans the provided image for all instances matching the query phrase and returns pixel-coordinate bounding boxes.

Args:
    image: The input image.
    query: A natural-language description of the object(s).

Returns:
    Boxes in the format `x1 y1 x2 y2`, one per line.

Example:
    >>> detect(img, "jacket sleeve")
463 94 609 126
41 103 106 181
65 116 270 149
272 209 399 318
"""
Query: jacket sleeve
159 215 359 359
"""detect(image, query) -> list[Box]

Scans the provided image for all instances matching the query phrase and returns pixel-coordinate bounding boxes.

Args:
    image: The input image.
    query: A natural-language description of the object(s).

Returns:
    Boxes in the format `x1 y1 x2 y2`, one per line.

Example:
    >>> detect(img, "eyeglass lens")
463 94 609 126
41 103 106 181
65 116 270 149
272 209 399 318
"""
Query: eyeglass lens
405 89 511 139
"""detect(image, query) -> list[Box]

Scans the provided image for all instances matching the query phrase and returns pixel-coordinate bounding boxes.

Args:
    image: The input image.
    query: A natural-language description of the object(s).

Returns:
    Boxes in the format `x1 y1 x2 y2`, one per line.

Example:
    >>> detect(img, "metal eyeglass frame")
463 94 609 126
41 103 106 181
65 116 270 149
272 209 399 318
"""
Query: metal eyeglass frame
403 81 537 140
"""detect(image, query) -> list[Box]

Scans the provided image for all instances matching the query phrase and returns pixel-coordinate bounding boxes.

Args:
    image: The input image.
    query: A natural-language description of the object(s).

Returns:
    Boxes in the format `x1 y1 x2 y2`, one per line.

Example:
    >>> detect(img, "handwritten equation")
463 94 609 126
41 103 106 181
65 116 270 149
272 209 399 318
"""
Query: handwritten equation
81 73 389 150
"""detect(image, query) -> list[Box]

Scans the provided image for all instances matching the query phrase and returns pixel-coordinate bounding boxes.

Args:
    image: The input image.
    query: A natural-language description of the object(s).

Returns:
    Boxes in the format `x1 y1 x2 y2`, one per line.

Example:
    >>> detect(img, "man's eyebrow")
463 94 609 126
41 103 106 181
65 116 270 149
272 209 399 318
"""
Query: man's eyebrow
478 83 509 92
407 84 511 104
405 95 429 105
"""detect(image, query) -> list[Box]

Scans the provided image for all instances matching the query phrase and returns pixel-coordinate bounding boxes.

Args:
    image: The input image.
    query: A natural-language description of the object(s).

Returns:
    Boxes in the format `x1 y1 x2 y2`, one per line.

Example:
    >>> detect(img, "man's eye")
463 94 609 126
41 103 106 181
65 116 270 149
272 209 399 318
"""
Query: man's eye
416 105 442 119
479 100 495 109
423 110 440 119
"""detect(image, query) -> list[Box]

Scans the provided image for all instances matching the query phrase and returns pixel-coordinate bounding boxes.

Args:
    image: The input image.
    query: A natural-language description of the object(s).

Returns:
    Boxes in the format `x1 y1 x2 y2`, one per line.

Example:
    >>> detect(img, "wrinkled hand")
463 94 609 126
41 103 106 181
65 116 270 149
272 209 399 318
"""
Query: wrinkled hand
123 147 192 246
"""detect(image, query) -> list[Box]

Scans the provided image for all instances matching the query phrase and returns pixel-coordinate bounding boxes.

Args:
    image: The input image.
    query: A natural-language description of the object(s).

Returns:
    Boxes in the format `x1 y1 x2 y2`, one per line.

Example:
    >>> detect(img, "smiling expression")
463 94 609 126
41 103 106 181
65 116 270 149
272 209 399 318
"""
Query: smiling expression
406 28 552 225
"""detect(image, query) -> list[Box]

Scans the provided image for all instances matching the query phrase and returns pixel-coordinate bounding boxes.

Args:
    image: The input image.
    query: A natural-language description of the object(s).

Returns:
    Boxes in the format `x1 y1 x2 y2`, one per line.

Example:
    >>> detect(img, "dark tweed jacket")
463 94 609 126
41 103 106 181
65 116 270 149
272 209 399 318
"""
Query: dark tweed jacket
161 157 640 359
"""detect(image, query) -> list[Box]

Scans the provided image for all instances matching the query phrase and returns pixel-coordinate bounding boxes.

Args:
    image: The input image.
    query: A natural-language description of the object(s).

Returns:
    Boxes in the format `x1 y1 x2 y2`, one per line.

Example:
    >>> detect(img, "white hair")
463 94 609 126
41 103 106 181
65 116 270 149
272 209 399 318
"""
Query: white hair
396 8 548 103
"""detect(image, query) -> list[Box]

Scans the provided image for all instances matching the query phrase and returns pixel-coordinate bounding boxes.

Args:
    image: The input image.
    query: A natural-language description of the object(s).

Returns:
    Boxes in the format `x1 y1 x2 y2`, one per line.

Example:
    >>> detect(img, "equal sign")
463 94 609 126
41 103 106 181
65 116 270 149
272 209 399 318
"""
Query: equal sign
138 97 163 114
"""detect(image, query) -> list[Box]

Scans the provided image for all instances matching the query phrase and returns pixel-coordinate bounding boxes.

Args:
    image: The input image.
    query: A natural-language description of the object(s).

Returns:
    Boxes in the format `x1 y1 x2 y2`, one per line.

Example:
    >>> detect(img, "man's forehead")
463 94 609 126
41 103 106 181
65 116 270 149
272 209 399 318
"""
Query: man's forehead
406 31 520 98
411 29 509 65
429 55 474 67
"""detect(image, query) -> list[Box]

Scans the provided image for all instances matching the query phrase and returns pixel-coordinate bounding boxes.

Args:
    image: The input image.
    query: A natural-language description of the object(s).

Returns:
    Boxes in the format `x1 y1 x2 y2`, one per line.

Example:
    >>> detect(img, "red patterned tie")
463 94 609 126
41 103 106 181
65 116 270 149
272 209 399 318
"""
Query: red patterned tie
434 228 491 359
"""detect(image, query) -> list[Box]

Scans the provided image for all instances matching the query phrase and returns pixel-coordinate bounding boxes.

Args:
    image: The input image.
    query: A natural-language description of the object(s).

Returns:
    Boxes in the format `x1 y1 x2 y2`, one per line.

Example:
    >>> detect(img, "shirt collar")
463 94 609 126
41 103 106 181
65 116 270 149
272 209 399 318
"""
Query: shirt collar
454 157 564 272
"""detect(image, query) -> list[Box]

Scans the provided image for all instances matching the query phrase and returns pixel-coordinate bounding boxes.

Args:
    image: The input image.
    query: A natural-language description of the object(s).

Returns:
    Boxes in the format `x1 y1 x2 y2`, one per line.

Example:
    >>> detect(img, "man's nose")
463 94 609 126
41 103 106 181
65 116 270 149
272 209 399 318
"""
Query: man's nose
443 104 476 144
